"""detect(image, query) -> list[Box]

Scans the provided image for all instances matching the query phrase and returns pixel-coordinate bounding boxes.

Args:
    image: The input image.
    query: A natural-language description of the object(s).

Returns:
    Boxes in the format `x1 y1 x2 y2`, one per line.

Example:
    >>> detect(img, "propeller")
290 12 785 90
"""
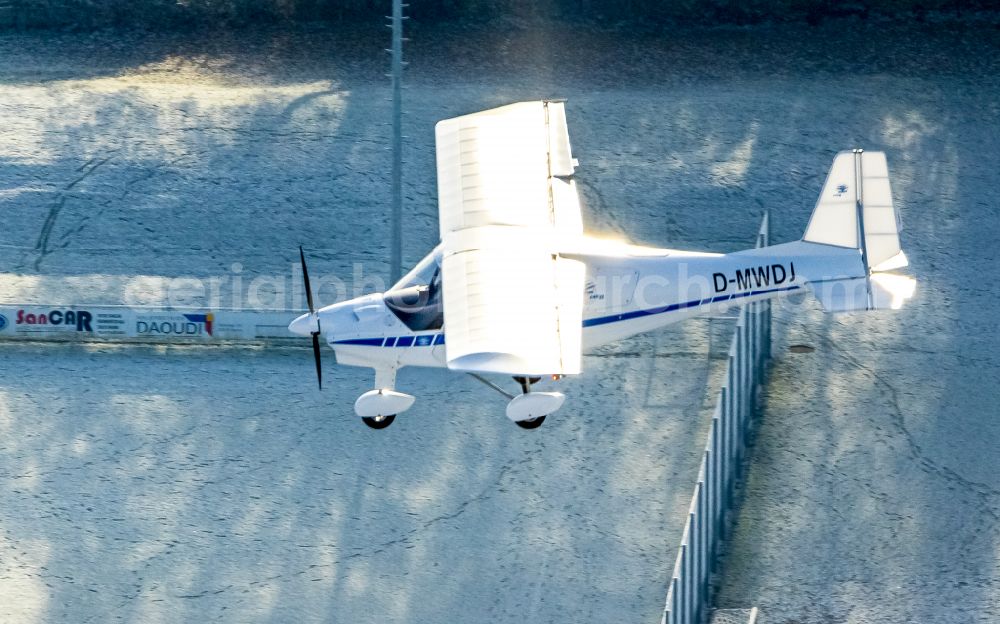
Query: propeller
299 246 323 390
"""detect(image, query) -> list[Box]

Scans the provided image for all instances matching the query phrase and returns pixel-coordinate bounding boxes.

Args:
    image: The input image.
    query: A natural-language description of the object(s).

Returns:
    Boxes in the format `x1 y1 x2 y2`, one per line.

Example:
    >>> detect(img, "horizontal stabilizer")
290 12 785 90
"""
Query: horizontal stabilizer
812 277 869 313
870 272 917 310
812 274 916 312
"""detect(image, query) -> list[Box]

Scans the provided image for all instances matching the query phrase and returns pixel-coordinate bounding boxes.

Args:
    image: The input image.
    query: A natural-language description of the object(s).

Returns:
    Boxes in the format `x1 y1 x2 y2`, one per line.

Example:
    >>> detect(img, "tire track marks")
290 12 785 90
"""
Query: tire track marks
33 155 113 270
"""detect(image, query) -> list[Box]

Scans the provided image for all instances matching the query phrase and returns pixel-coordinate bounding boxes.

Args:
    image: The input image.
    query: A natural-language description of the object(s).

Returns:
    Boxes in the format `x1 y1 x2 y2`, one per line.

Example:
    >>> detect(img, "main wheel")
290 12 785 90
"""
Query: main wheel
362 414 396 429
514 415 546 430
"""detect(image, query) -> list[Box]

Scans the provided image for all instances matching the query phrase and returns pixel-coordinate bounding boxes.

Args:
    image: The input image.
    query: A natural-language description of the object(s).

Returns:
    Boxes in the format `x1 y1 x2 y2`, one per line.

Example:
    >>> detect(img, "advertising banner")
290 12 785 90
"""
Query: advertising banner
0 305 299 345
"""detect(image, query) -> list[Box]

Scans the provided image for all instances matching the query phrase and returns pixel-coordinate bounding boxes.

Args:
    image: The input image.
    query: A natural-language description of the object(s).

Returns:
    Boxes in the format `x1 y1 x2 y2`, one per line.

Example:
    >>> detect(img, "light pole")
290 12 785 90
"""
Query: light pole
388 0 406 285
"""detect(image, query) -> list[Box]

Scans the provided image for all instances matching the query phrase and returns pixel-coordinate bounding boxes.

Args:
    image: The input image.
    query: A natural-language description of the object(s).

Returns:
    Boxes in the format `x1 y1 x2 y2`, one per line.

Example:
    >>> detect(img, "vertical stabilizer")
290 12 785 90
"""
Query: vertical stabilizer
803 150 906 271
801 150 914 311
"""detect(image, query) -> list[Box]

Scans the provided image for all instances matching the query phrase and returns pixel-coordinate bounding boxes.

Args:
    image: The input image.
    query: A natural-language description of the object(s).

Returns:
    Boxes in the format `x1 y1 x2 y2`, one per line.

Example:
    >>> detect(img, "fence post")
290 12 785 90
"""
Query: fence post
721 383 732 505
689 511 698 624
660 211 774 624
733 324 744 461
670 577 679 624
743 315 752 425
698 478 712 596
757 302 764 379
711 413 722 538
752 303 759 378
766 299 772 363
680 543 689 623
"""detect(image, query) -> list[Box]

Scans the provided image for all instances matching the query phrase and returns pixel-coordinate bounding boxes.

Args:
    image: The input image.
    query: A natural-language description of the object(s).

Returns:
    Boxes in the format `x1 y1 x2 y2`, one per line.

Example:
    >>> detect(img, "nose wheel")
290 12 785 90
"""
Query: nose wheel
355 369 413 430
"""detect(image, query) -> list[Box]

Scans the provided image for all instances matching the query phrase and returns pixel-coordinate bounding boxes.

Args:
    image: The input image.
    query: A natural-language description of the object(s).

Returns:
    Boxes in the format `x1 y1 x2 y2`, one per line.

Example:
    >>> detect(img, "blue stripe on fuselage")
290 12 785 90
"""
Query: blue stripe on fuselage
581 284 801 328
333 333 443 347
331 337 386 346
331 285 799 346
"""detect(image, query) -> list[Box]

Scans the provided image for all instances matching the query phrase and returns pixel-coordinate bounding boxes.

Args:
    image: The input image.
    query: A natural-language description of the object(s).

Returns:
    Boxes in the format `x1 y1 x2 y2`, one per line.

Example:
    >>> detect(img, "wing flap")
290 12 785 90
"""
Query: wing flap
442 227 583 375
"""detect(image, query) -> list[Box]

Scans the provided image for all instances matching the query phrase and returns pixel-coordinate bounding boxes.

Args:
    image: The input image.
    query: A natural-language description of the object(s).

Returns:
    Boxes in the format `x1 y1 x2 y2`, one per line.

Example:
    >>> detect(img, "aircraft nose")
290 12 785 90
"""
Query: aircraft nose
288 312 319 337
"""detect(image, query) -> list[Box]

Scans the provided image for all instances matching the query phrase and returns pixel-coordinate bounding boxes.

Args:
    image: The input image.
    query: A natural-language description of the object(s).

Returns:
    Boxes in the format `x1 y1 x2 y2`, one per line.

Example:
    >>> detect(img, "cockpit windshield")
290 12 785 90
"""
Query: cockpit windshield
384 244 444 332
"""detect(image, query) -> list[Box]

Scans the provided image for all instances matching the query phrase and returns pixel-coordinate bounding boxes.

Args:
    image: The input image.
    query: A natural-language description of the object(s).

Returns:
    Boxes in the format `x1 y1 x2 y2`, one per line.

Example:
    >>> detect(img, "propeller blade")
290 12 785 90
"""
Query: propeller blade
300 245 315 314
312 327 323 390
300 246 322 389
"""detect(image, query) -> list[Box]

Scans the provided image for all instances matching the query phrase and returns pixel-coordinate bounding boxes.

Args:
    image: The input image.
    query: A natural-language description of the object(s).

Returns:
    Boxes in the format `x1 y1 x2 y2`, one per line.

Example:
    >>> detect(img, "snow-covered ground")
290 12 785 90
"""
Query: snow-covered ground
0 333 725 623
0 23 740 624
1 19 998 624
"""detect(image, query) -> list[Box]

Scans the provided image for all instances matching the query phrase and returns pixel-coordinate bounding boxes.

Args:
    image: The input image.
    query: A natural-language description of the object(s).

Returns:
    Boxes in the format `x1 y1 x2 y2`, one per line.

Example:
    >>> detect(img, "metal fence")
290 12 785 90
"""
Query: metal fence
660 212 772 624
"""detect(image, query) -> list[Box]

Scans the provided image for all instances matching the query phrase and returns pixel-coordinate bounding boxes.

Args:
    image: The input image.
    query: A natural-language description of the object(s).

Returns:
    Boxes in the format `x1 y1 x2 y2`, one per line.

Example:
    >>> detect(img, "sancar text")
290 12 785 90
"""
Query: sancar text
16 309 93 331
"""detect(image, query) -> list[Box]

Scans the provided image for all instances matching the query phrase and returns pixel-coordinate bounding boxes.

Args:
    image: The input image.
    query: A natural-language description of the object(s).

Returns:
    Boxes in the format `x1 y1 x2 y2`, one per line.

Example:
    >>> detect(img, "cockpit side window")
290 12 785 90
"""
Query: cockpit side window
384 247 444 332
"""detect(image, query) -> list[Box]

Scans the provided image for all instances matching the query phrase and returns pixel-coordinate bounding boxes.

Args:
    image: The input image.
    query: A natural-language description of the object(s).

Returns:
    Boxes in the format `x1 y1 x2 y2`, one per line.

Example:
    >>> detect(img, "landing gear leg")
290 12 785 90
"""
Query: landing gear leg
355 367 414 430
513 376 542 394
376 368 397 390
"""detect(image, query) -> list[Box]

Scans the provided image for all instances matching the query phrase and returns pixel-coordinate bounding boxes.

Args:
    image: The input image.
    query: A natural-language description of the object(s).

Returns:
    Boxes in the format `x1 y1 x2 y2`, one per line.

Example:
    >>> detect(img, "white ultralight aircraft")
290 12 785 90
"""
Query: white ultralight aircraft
289 100 916 430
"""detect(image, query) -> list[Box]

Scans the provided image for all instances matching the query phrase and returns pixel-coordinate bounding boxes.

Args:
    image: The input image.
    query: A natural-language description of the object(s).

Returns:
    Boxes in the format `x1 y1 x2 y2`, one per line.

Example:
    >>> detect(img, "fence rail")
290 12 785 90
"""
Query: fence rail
661 212 771 624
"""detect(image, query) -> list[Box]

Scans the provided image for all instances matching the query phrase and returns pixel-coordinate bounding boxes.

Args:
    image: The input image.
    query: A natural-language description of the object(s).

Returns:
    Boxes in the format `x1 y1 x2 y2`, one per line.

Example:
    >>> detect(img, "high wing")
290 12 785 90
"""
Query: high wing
435 100 585 375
